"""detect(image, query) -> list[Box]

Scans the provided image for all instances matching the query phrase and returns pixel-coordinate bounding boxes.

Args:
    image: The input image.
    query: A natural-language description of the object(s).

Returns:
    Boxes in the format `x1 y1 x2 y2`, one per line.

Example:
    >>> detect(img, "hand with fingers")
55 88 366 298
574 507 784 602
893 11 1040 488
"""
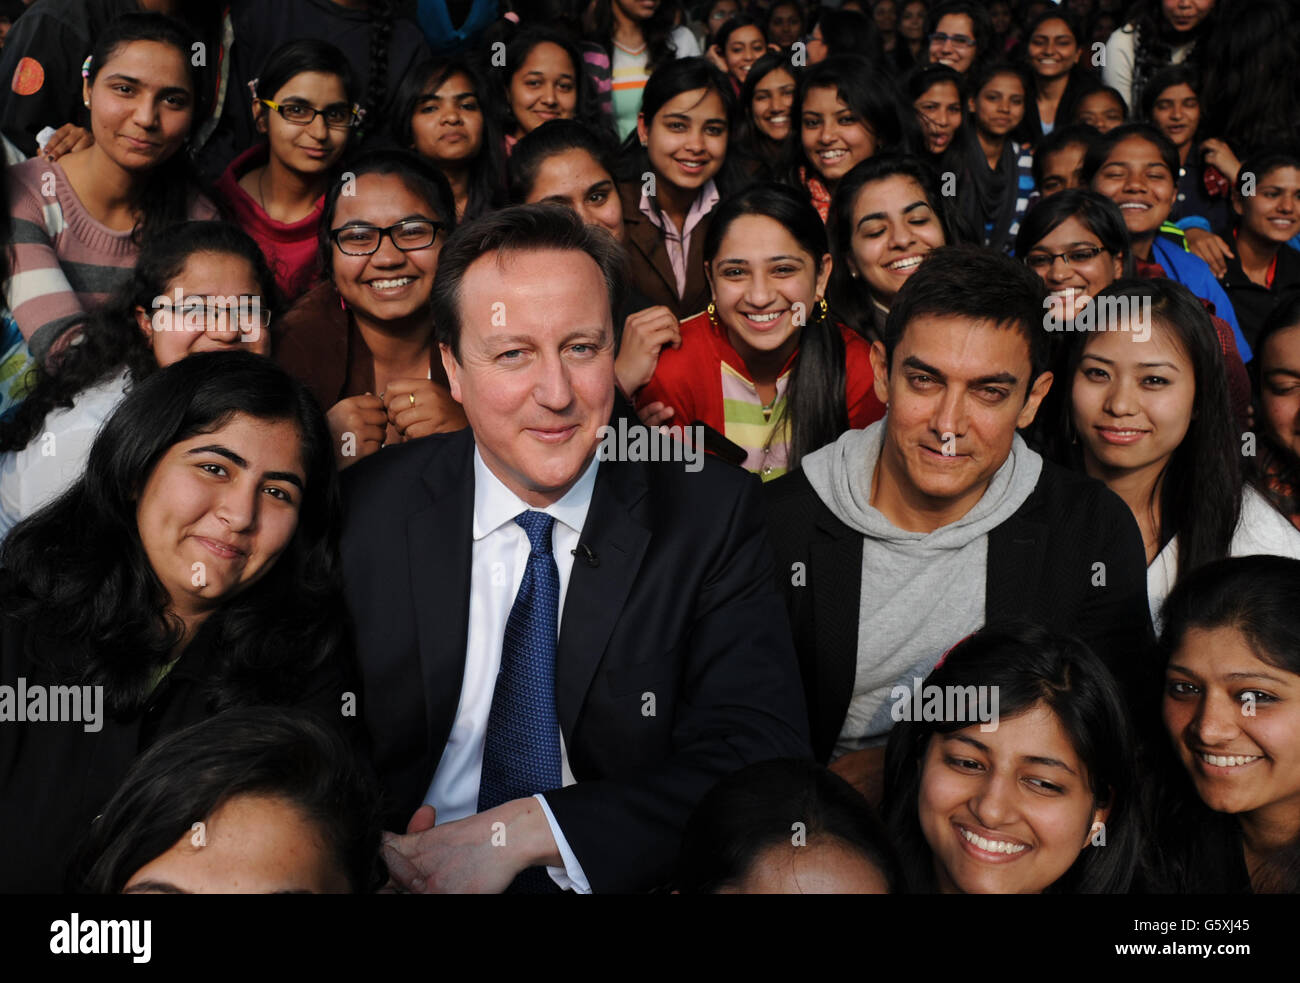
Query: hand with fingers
327 393 387 469
382 378 468 441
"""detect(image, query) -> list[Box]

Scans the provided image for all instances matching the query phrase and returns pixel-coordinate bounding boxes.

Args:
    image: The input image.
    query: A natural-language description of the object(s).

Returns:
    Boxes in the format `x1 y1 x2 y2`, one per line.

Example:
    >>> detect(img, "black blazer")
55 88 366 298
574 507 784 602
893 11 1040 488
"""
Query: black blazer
761 459 1153 763
339 427 812 892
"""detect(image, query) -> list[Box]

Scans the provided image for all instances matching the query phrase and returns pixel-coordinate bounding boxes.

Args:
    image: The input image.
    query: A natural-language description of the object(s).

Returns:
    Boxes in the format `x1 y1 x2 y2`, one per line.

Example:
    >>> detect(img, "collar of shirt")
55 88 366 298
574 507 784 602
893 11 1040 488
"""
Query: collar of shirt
471 444 600 542
638 178 720 239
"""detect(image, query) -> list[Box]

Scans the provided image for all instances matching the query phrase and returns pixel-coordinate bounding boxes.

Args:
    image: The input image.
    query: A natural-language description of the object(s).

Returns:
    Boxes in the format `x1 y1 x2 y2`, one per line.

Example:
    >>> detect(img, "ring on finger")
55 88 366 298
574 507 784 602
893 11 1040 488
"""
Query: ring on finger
409 393 416 407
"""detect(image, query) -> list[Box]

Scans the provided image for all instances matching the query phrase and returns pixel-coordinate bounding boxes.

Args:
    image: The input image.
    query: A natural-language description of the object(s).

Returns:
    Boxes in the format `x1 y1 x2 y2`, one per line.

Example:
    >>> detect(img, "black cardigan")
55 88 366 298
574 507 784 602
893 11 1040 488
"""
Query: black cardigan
761 458 1154 762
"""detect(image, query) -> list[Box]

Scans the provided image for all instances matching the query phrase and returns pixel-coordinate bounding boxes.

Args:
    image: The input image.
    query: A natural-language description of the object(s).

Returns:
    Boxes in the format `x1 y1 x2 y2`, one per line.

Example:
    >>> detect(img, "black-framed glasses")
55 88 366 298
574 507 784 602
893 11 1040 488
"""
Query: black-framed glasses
259 97 361 129
1024 246 1107 270
929 32 976 47
329 220 444 256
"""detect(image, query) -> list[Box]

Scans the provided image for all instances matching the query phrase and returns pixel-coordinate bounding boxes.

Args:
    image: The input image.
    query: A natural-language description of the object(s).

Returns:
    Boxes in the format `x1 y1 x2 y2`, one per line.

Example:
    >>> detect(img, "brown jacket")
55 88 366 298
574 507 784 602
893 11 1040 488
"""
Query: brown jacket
618 180 714 321
274 281 450 413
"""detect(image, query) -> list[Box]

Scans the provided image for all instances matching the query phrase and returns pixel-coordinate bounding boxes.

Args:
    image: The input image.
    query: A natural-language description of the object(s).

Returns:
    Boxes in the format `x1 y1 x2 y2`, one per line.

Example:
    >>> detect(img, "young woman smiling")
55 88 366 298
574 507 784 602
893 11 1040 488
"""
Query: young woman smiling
907 63 965 171
393 56 505 224
499 29 601 155
275 151 467 470
0 222 276 537
1023 10 1085 139
793 55 909 222
1249 297 1300 529
957 62 1034 255
618 58 735 319
1084 123 1251 361
1148 555 1300 893
733 52 798 178
707 16 768 92
883 624 1138 894
1140 66 1227 233
1218 155 1300 352
4 13 217 367
215 40 359 303
0 351 354 892
1059 278 1300 625
827 154 960 342
635 182 884 480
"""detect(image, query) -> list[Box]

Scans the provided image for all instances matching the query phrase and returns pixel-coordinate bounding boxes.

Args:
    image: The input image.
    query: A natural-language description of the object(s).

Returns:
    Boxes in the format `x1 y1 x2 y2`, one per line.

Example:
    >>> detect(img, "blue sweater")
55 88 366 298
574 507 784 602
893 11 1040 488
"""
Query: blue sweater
1151 234 1252 362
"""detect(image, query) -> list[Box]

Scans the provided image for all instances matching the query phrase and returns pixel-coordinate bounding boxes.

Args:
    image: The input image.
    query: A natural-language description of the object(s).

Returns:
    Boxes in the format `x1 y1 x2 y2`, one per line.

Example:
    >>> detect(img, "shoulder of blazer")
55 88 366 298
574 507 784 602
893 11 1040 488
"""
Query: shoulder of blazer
761 468 855 544
340 427 475 511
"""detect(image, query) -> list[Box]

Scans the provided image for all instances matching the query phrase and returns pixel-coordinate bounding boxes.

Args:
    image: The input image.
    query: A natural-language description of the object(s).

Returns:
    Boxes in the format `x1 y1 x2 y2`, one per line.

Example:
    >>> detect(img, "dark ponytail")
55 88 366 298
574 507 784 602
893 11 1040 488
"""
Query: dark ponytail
362 0 396 133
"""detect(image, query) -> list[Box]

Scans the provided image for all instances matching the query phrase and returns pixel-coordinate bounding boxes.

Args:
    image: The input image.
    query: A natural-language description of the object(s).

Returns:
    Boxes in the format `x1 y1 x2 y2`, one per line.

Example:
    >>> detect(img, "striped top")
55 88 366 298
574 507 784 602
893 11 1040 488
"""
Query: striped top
3 157 217 363
721 360 792 480
609 26 700 141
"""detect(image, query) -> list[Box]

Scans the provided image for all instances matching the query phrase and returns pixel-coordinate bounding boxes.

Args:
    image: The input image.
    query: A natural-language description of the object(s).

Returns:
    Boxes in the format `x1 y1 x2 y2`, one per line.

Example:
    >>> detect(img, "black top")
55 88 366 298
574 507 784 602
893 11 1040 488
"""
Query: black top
0 583 357 892
762 457 1154 762
1220 243 1300 354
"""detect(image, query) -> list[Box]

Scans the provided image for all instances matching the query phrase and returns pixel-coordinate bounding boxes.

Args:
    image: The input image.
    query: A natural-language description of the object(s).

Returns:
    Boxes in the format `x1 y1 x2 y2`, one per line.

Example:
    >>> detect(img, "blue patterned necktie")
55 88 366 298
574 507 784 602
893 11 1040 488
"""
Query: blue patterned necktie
478 510 563 815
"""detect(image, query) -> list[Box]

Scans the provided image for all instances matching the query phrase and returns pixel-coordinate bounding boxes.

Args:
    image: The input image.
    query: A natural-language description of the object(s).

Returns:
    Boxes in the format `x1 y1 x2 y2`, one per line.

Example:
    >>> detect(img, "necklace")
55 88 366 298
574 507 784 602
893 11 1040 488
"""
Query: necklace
613 37 647 54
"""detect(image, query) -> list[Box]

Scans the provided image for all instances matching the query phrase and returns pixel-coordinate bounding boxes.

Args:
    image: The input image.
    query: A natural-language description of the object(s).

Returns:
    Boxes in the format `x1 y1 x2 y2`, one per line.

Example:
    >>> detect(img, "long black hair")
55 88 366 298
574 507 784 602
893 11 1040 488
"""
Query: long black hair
1020 7 1089 139
392 56 506 222
86 13 210 248
1145 555 1300 893
808 7 884 62
827 154 962 340
734 51 800 171
495 26 604 139
1247 293 1300 520
883 623 1139 894
904 62 968 175
585 0 678 73
0 351 346 717
703 181 848 470
360 0 396 135
673 758 904 893
1059 278 1241 583
0 222 280 455
1123 0 1218 113
71 707 385 894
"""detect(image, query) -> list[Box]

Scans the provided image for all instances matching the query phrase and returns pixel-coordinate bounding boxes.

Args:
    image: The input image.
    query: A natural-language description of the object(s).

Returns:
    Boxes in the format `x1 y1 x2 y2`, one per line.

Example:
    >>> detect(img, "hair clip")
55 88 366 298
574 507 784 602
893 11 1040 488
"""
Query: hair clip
81 55 92 79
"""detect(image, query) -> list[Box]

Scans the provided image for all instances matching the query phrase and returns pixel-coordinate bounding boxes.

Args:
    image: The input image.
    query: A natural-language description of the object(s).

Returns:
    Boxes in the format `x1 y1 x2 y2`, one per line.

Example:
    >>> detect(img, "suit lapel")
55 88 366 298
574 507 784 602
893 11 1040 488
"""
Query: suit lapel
810 511 864 761
554 458 651 739
409 430 476 763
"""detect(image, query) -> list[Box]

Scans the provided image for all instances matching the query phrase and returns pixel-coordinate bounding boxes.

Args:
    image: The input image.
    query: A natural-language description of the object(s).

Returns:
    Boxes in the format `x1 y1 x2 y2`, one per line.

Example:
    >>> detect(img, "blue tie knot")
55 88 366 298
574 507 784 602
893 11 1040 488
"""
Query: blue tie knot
515 510 555 555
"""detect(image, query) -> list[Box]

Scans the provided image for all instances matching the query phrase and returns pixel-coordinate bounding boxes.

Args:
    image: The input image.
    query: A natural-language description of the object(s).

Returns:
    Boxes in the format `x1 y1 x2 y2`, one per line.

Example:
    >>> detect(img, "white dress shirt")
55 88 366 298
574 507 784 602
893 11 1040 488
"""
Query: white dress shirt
423 446 599 892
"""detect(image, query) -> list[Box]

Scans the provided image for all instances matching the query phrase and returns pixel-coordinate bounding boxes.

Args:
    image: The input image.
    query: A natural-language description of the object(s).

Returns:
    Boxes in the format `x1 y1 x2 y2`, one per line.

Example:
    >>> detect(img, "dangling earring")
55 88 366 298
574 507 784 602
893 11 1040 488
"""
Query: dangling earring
817 297 829 321
706 300 718 327
339 295 348 312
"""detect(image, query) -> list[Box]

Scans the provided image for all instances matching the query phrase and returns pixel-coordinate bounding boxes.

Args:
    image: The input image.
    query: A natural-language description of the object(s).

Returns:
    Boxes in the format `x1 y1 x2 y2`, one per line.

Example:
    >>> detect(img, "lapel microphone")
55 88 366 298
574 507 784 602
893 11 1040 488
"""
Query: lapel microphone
572 543 600 567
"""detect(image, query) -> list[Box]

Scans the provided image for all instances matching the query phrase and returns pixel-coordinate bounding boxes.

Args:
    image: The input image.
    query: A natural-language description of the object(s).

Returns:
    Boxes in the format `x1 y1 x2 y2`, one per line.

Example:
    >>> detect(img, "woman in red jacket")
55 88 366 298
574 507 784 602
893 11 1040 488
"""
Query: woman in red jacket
634 182 884 480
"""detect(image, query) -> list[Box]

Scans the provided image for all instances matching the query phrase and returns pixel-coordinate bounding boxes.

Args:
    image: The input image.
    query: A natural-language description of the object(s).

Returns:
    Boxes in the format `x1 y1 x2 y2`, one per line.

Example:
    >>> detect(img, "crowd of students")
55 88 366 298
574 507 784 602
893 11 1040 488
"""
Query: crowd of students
1 0 1299 895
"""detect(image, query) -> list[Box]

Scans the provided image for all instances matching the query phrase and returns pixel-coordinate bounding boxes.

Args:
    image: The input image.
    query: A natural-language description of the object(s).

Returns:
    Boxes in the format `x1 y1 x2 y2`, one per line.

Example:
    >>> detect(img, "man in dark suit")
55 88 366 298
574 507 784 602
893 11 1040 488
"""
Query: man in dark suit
762 246 1152 803
339 203 810 893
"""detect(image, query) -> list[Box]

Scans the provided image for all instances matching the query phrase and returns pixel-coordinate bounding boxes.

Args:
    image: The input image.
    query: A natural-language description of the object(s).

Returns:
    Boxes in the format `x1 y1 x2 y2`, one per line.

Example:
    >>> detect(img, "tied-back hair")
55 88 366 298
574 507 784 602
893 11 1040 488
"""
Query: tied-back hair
71 707 385 894
1080 122 1179 185
87 13 210 248
904 62 968 173
826 154 963 339
391 57 506 222
1138 64 1197 130
256 38 357 113
1013 187 1133 276
506 118 620 204
734 52 800 172
925 0 993 74
1058 77 1129 132
318 149 457 279
703 182 847 470
0 352 346 717
673 758 904 893
496 26 605 138
1058 278 1241 583
1020 8 1089 137
882 623 1139 894
0 221 281 455
1146 555 1300 894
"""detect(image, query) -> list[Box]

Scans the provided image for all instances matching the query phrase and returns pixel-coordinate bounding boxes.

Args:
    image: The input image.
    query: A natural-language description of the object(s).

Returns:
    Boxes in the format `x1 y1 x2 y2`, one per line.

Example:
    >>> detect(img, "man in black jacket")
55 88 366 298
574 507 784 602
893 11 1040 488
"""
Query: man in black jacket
762 246 1151 801
340 204 810 893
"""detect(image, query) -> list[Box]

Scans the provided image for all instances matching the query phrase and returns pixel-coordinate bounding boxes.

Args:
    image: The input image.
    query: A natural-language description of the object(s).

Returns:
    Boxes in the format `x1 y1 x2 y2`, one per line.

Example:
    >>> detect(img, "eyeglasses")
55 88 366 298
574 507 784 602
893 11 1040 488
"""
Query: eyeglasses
1024 246 1107 270
329 220 444 256
158 301 273 330
259 98 361 129
929 32 976 47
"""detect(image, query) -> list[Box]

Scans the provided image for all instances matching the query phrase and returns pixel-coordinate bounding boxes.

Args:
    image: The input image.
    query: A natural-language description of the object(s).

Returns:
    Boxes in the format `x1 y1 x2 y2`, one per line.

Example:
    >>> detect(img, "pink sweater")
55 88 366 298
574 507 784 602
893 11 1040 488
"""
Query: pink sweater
4 157 218 363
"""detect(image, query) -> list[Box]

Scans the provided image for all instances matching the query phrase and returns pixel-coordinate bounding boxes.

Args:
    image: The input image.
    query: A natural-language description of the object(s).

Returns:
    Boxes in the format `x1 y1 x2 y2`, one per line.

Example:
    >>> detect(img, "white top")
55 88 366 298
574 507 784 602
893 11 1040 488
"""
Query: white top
1148 485 1300 629
422 445 600 892
1102 23 1196 111
0 368 130 538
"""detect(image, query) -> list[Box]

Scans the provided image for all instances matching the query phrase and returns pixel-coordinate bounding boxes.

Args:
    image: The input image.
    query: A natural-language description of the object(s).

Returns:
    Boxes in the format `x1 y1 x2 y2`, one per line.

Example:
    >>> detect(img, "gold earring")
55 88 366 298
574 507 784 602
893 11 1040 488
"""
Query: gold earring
706 300 718 327
818 297 829 319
